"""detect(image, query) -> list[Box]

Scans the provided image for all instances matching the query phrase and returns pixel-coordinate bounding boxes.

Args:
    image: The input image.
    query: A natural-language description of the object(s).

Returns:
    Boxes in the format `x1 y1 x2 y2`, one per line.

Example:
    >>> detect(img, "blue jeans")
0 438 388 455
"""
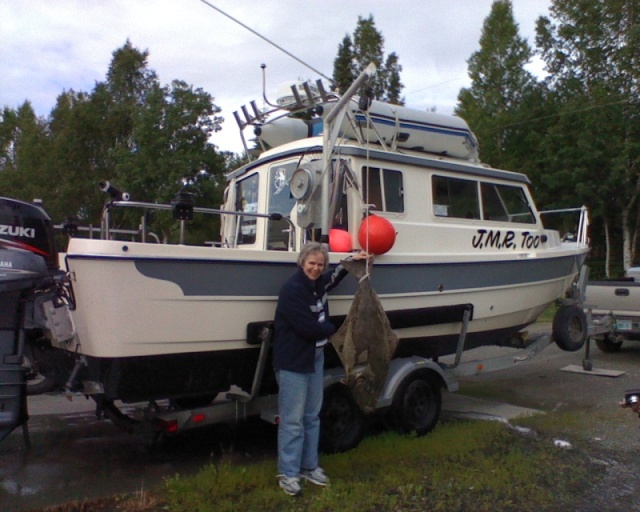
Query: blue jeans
276 348 324 478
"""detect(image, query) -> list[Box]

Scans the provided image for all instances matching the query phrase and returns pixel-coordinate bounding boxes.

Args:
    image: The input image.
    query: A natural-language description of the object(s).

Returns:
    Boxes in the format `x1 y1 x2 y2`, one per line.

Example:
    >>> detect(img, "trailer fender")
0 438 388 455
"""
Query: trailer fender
378 357 458 408
323 356 457 411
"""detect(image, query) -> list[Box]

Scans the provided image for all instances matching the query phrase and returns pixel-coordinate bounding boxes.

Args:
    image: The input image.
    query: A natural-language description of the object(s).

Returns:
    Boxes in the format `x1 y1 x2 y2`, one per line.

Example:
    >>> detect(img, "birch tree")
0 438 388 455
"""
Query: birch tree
536 0 640 274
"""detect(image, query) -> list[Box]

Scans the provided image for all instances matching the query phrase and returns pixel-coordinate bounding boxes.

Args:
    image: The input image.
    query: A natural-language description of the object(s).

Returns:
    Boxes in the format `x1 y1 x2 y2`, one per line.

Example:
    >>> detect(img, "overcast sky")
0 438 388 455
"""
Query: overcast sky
2 0 552 153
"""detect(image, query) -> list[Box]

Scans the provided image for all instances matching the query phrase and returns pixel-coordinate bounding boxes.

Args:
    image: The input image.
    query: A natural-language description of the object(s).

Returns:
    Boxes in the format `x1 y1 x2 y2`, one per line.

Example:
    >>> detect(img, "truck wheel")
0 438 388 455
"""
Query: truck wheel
320 384 364 453
595 335 623 353
391 371 441 436
553 305 587 352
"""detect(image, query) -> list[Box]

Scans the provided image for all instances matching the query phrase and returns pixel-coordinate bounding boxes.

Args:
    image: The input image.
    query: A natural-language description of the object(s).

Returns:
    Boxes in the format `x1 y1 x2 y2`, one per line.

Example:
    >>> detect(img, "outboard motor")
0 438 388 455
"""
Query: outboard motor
0 197 59 271
0 197 59 442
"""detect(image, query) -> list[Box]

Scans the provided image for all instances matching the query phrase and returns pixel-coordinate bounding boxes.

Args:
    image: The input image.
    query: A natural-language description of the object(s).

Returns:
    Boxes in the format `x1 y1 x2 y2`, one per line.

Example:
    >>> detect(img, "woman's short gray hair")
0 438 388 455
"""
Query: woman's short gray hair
297 242 329 267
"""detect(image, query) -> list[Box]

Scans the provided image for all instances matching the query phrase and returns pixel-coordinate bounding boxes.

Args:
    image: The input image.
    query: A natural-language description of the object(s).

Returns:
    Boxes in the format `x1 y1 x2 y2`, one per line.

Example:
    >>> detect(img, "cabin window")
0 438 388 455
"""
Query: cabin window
481 183 535 224
432 175 480 219
361 167 404 213
267 161 298 250
235 173 259 245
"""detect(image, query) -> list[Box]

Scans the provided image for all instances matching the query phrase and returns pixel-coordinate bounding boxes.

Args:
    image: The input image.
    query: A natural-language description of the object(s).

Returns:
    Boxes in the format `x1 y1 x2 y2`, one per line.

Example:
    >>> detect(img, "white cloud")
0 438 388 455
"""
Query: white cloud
1 0 551 153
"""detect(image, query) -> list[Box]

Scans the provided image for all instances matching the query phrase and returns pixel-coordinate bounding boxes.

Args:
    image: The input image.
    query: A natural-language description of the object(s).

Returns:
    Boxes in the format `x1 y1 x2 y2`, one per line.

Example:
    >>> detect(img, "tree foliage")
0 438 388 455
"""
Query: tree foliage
455 0 640 275
456 0 537 170
535 0 640 273
332 15 405 104
0 102 50 202
0 40 227 243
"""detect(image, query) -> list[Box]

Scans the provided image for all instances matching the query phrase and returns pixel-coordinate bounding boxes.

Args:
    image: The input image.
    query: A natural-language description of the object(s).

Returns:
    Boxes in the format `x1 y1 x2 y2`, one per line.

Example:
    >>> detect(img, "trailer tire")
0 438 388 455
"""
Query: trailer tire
391 370 441 436
26 372 57 396
553 305 587 352
23 345 58 395
320 384 364 454
595 335 623 353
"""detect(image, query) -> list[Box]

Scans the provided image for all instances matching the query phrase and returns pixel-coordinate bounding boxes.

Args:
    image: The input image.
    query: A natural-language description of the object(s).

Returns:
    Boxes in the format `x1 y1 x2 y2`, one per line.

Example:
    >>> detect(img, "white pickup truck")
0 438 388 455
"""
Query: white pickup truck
585 267 640 352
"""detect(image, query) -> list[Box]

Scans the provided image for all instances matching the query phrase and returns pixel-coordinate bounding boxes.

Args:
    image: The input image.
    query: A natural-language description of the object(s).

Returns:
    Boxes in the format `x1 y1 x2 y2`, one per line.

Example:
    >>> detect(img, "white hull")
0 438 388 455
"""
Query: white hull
64 238 584 359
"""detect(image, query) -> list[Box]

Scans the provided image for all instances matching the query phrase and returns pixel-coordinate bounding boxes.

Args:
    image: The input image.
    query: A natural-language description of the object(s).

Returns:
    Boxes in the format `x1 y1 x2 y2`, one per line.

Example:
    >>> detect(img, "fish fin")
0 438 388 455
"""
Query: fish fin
350 364 374 378
356 350 369 364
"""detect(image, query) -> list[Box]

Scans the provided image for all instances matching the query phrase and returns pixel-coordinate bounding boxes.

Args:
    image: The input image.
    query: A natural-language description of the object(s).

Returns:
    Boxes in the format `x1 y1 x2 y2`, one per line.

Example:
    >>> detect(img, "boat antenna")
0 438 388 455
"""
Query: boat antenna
198 0 334 84
260 64 279 108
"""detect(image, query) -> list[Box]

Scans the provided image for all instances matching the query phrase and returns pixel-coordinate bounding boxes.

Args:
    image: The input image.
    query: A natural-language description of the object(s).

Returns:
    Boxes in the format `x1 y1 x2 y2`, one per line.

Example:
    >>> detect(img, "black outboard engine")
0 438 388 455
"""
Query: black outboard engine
0 197 59 271
0 197 59 442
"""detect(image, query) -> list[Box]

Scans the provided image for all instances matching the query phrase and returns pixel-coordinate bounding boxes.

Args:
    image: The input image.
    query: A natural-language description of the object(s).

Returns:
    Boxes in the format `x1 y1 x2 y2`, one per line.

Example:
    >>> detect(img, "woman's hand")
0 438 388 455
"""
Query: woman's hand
350 251 373 261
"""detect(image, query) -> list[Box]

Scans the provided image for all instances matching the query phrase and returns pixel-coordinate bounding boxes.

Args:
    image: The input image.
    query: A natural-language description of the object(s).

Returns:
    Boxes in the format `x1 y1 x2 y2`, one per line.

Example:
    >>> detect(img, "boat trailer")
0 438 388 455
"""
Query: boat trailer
89 275 599 452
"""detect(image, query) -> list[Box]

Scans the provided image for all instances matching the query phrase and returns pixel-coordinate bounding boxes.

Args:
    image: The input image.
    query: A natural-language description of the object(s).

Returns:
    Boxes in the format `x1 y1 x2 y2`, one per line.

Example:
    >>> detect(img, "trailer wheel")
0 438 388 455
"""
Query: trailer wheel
553 305 587 352
320 384 364 453
25 370 56 396
595 335 623 353
23 345 57 395
391 371 441 436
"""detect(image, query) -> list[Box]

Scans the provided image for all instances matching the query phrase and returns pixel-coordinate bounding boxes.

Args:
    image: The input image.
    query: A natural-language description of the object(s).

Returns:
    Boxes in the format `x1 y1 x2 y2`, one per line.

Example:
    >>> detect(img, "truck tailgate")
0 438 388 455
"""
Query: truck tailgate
585 280 640 317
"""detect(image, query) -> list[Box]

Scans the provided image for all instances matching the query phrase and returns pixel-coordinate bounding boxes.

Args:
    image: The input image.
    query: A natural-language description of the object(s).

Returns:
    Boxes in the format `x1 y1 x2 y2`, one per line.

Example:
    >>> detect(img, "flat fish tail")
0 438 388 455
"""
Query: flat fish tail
339 258 371 281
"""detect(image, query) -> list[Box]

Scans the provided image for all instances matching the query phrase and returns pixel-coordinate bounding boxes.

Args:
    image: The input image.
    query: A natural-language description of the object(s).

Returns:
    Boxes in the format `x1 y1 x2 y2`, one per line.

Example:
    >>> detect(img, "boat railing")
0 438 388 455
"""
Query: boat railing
538 205 589 248
55 223 143 240
100 199 296 248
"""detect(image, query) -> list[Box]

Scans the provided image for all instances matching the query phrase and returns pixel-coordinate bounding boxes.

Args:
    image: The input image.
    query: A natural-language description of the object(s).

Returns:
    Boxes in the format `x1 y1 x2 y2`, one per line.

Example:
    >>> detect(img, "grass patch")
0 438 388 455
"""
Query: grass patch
157 419 600 512
537 303 557 323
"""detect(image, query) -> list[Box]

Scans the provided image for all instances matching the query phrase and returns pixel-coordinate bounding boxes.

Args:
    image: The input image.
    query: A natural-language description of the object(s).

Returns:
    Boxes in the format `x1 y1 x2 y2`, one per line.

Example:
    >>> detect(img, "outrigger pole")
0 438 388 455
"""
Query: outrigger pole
320 62 377 243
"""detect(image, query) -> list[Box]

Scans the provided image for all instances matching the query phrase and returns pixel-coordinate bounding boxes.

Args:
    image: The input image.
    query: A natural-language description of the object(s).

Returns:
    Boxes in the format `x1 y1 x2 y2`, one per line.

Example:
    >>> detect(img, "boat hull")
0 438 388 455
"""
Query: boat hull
58 236 587 401
64 239 584 358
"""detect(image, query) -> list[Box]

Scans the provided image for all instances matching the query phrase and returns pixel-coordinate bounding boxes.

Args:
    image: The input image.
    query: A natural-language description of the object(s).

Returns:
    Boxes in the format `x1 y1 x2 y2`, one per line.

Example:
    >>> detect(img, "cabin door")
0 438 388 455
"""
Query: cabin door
267 161 298 250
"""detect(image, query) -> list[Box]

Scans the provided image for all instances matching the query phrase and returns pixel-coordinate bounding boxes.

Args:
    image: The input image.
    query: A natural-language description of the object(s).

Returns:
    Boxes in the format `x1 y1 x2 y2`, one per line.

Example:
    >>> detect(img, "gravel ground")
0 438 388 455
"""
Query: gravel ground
455 325 640 512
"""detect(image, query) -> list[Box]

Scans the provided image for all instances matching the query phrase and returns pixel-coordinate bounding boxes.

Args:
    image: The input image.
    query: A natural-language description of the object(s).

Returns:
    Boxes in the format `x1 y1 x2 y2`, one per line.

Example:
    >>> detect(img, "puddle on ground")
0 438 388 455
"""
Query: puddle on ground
0 410 277 511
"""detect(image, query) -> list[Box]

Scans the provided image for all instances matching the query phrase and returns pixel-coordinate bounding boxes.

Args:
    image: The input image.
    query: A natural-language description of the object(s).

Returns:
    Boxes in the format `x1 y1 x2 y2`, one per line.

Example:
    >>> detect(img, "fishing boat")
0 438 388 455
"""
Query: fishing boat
3 65 589 413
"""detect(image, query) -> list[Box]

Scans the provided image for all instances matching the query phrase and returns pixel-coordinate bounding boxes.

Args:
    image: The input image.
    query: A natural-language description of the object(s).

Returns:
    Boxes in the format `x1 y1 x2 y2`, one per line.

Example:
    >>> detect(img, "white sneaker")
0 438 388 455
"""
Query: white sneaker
278 475 302 496
301 467 329 486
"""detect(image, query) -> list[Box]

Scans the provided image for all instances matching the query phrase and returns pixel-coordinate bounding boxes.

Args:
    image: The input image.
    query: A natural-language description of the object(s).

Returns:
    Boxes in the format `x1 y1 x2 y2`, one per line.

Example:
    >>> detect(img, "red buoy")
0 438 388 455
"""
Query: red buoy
329 228 353 252
358 215 396 255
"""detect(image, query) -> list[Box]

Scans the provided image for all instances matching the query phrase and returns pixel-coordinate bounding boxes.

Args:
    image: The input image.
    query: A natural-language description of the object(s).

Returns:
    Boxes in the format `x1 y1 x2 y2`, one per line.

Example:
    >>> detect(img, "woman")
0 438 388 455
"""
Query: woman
273 241 367 496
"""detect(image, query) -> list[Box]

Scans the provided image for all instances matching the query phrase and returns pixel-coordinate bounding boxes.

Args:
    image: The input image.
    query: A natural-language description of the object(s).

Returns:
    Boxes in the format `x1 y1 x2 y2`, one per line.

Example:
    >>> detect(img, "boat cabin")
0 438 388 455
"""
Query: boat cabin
221 137 555 257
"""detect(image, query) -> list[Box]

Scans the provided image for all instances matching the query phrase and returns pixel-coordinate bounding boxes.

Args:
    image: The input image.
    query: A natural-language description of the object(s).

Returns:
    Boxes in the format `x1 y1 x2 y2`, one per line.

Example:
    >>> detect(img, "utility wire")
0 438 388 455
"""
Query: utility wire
198 0 333 84
492 98 636 131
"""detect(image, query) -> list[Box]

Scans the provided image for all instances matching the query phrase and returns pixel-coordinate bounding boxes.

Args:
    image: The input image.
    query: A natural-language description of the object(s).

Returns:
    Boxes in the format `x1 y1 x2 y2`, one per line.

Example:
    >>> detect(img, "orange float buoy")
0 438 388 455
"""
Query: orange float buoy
329 228 353 252
358 215 396 255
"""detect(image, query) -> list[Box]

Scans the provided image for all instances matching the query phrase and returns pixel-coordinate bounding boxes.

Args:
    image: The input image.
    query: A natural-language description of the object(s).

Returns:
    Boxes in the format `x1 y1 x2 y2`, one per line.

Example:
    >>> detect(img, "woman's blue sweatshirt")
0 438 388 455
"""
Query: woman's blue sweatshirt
273 264 347 373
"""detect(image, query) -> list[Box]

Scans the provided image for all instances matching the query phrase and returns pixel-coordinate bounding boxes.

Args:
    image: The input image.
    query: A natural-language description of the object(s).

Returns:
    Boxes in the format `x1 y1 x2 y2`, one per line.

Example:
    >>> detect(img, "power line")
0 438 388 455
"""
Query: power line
494 98 635 130
198 0 333 84
405 76 468 97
